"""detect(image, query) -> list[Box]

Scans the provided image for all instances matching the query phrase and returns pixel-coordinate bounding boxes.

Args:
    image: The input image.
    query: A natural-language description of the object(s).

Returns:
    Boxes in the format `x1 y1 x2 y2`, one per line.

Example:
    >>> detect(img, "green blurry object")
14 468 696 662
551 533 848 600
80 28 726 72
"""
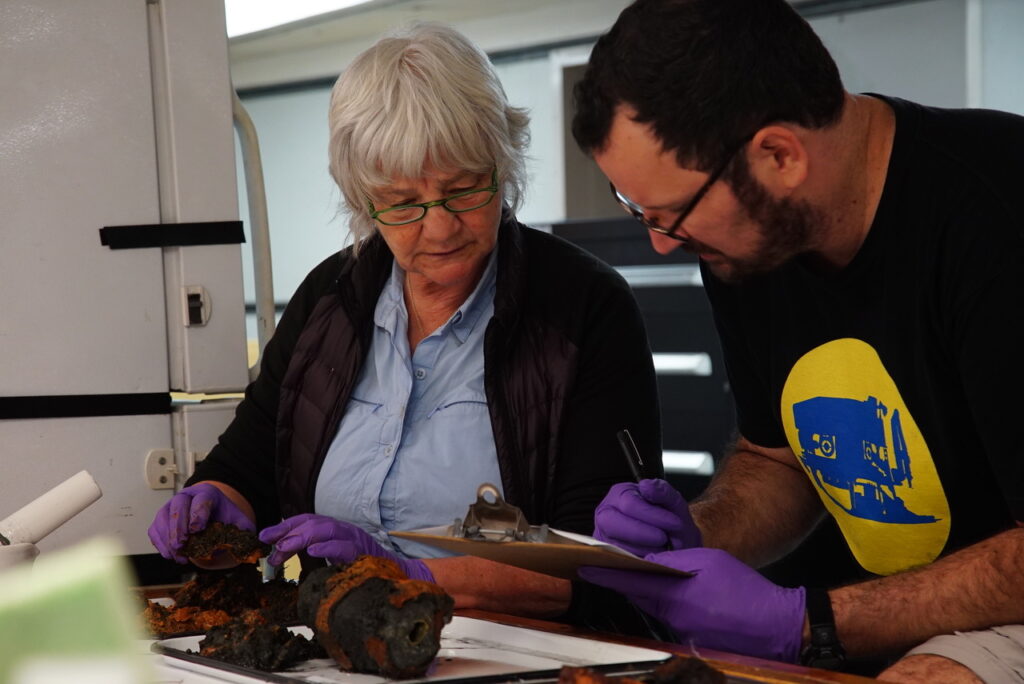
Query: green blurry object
0 537 150 684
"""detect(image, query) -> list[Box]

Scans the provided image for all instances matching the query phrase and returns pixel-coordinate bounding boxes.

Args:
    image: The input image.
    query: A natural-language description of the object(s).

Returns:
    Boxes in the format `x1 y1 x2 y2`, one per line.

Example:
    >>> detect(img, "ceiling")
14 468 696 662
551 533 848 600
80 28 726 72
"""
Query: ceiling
229 0 560 62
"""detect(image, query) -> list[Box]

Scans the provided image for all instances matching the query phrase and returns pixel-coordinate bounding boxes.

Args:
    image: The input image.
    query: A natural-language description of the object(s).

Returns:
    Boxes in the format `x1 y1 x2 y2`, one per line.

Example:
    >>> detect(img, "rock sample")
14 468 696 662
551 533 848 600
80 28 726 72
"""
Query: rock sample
297 555 454 679
198 609 325 671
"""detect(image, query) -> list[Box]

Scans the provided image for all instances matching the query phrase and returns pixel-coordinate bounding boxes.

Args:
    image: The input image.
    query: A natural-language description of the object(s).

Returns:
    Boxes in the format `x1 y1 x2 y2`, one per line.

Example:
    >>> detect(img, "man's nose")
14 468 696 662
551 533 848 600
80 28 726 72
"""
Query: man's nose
649 230 684 255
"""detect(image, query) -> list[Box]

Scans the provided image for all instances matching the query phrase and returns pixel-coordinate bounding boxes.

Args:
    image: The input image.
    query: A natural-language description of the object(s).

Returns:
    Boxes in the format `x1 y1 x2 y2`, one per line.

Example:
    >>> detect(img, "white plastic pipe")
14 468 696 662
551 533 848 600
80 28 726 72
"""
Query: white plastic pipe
232 87 276 381
0 543 39 569
0 470 102 545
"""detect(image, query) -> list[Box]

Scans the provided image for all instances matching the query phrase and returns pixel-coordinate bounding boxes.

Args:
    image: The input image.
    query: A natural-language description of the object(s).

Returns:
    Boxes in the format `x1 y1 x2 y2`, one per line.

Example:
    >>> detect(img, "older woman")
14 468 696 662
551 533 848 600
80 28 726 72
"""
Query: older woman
148 23 661 619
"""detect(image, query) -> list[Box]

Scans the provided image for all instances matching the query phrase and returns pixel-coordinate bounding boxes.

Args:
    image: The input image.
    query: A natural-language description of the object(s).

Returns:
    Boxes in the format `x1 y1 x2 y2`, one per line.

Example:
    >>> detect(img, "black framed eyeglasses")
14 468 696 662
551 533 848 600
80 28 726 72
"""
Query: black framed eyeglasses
610 136 753 242
367 168 498 226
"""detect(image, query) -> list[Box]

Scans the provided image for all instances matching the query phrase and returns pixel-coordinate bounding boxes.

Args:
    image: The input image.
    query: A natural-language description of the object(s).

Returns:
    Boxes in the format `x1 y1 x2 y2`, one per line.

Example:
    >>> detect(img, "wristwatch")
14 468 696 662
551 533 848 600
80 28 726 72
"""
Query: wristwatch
800 588 846 670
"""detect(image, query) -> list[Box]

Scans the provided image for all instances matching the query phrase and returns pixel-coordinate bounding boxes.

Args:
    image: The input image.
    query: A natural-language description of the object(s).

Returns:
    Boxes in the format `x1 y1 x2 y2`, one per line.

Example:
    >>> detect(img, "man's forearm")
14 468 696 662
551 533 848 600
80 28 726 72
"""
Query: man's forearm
832 526 1024 658
691 445 824 567
424 556 572 618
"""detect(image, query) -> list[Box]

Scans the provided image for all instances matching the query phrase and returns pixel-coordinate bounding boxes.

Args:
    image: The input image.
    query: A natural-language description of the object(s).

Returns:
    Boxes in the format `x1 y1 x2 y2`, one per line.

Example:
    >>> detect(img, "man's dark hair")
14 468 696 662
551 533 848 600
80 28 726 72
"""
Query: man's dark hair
572 0 845 171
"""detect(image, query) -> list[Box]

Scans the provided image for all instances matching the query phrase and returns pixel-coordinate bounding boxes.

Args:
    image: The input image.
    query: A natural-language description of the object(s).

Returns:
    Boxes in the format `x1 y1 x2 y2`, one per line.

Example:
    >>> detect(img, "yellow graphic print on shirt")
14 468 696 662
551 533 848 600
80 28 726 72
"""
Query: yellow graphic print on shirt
780 338 950 575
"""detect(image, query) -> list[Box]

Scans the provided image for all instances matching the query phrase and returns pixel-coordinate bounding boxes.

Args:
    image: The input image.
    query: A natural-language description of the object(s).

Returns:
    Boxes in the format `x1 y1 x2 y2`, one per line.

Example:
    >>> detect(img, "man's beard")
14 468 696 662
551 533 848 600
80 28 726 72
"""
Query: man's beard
687 155 821 284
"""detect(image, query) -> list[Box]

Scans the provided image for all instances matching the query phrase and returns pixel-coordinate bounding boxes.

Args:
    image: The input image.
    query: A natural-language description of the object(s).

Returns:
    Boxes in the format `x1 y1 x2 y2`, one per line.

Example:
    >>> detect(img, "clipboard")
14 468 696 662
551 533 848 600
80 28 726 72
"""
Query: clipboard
390 484 691 581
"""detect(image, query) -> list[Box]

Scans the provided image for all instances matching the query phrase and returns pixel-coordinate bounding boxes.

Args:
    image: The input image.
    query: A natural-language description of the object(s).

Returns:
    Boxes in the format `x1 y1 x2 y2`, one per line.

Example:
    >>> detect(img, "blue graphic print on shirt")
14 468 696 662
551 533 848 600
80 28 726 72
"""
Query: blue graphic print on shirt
793 396 938 524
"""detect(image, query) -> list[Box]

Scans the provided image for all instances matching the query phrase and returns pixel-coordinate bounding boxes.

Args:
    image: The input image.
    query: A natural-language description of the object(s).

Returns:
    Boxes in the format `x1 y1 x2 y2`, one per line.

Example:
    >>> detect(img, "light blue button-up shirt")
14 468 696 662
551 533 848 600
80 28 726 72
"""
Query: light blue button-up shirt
314 250 502 559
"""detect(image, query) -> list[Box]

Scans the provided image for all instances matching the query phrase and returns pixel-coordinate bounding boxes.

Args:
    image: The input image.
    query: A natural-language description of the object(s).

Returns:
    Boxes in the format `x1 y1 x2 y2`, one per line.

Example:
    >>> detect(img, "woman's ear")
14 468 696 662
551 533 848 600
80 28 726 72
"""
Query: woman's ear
747 125 809 194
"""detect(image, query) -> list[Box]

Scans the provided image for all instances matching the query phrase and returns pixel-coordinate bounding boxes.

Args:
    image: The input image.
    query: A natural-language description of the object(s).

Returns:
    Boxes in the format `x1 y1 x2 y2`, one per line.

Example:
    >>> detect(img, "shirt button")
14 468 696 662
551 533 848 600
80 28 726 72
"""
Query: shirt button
384 445 394 456
415 368 427 380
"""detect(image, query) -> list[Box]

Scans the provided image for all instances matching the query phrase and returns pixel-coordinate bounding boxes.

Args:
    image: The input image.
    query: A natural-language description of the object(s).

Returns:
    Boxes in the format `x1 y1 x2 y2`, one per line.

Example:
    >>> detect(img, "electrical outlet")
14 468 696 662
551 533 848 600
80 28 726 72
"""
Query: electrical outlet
144 449 177 489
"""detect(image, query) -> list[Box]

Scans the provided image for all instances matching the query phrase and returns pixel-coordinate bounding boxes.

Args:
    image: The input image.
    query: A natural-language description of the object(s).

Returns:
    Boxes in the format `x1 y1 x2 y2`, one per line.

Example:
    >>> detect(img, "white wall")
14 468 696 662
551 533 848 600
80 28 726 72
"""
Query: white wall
809 0 968 108
492 54 567 226
980 0 1024 114
235 87 340 317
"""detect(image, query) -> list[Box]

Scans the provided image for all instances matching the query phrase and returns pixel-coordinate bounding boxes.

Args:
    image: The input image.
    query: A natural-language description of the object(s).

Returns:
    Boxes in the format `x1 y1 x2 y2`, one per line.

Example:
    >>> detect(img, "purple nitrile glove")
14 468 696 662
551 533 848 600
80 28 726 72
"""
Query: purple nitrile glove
594 479 701 557
579 548 806 663
147 483 255 564
259 514 434 583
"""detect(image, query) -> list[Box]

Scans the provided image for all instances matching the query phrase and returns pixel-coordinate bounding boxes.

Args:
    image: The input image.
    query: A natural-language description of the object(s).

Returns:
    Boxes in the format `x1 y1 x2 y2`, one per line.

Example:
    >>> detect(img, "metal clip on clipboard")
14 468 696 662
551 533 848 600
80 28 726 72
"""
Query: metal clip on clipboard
451 483 549 543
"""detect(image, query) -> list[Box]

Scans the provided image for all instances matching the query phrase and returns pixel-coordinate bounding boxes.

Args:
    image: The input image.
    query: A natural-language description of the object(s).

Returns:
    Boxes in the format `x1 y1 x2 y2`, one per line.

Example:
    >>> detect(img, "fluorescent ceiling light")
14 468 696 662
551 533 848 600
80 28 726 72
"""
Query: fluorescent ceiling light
224 0 373 38
663 451 715 476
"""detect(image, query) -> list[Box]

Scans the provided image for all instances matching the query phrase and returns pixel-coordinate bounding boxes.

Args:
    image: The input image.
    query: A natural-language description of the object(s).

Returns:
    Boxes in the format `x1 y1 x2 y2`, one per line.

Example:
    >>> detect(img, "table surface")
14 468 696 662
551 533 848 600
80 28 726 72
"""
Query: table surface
140 585 875 684
455 610 875 684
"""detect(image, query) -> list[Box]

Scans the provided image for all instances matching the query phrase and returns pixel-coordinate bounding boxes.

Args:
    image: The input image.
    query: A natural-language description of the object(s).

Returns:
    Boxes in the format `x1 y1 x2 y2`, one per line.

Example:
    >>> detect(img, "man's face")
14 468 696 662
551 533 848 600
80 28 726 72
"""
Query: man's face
593 107 819 283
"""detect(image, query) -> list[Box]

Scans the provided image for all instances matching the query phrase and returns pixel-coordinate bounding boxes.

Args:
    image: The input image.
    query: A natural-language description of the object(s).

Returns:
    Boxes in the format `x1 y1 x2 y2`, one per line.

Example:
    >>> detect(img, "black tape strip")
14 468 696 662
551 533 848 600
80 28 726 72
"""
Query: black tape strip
0 393 171 420
99 221 245 249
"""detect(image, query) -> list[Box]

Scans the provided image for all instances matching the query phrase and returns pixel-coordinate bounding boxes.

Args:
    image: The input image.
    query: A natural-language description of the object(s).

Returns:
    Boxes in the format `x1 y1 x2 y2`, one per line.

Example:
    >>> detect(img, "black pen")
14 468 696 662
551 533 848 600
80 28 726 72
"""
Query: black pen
618 428 676 556
616 428 645 482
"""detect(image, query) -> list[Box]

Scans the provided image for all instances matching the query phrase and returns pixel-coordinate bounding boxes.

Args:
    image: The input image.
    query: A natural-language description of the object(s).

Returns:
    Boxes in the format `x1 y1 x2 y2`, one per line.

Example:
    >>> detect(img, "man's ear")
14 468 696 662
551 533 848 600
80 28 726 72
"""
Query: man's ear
747 125 808 194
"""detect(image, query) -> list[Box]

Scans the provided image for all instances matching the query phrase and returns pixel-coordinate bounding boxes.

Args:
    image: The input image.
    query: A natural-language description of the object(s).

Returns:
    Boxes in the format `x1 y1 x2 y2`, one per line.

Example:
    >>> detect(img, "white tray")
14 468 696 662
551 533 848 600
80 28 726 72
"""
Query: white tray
153 615 671 683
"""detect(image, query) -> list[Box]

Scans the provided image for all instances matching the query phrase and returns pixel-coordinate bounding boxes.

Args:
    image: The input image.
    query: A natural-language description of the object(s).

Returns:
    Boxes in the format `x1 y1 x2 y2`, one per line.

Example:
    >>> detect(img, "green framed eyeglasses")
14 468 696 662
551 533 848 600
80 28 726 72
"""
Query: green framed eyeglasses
367 169 498 226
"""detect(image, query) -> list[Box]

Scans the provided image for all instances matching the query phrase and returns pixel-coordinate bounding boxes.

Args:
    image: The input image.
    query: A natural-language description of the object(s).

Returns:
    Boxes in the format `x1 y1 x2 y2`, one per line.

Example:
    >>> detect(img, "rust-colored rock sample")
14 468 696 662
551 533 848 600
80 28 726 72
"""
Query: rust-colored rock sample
182 521 269 565
198 609 326 671
143 603 233 638
144 563 299 638
297 555 454 679
172 562 263 613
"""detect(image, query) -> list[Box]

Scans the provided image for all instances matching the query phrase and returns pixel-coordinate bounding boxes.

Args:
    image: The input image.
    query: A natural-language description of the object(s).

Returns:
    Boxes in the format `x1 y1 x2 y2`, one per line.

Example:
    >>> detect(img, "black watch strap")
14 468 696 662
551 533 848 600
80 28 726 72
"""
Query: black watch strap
801 588 846 670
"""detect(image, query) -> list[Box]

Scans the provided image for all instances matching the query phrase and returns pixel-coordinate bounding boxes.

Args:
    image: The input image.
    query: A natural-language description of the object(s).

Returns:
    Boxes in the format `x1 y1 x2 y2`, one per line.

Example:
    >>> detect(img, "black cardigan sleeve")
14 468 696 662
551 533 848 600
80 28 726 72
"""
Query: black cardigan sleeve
186 252 345 530
549 274 662 533
527 237 667 639
521 232 662 534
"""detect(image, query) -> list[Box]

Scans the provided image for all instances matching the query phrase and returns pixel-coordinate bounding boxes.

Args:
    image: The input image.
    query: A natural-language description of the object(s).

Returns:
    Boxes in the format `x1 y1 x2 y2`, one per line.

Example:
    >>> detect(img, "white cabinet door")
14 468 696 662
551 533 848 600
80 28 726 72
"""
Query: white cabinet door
0 1 245 554
0 0 167 396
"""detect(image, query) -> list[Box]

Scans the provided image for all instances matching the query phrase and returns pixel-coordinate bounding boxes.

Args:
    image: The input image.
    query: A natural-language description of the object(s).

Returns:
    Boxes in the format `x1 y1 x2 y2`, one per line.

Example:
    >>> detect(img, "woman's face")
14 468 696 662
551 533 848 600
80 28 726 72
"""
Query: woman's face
368 164 501 292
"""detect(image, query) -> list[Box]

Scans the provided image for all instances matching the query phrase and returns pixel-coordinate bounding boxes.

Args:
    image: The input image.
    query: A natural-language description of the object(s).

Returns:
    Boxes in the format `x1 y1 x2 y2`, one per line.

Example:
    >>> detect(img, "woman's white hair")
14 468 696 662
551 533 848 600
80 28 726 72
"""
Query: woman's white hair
327 23 530 252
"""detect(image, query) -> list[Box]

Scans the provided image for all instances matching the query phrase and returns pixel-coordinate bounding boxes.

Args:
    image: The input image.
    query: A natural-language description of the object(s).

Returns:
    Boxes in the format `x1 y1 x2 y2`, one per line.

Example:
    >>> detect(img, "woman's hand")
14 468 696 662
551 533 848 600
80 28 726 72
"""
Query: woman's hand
259 514 434 582
147 483 255 565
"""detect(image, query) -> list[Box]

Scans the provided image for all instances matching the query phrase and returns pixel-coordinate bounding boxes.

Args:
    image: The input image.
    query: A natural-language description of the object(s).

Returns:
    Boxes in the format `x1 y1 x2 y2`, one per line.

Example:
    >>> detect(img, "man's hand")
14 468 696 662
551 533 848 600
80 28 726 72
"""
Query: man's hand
594 479 701 556
148 483 254 564
259 514 434 582
579 547 806 663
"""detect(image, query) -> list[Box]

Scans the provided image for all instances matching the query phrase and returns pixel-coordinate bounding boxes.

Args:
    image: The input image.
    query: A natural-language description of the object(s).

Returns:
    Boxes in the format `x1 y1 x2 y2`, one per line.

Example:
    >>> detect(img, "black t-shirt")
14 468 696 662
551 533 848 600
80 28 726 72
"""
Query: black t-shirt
704 96 1024 576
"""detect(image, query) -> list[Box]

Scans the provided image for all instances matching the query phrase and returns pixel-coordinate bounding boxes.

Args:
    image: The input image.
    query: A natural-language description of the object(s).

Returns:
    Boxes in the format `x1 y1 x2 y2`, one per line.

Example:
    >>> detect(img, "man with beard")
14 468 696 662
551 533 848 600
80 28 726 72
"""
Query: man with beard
571 0 1024 681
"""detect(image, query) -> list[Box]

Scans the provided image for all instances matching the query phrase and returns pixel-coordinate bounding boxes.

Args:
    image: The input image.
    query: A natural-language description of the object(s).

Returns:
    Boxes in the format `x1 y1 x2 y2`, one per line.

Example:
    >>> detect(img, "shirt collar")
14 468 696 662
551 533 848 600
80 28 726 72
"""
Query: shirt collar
374 246 498 344
373 262 403 338
449 246 498 344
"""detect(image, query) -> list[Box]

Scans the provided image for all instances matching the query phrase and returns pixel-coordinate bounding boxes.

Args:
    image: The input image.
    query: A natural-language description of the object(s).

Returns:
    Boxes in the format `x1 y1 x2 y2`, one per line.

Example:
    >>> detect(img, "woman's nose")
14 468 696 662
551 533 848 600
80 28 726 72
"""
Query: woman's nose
420 205 459 238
